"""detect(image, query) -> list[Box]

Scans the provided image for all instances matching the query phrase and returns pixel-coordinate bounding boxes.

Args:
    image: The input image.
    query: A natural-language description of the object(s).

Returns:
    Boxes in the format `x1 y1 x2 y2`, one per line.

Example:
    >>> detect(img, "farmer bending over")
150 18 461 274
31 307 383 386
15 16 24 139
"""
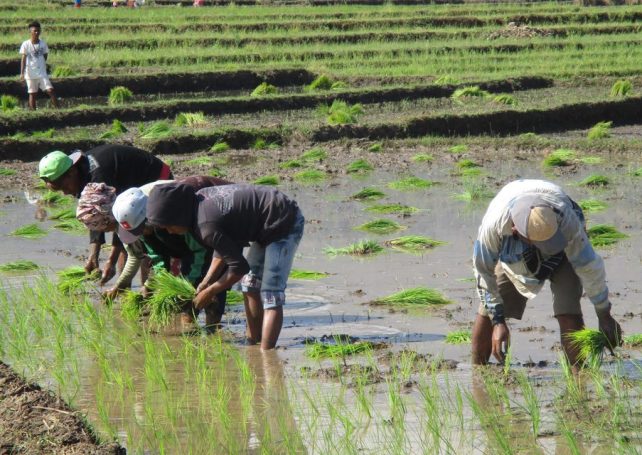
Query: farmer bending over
472 179 622 368
19 21 58 110
146 183 305 350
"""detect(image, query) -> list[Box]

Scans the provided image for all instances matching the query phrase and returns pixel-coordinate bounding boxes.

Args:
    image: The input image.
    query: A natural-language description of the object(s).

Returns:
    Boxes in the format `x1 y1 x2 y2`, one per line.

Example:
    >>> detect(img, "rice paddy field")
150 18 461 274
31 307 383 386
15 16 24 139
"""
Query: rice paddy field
1 0 642 453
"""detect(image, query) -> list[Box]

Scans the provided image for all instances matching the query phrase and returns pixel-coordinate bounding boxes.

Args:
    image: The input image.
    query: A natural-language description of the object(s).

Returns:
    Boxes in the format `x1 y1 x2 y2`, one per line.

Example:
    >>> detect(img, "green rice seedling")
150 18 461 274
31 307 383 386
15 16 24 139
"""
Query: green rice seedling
543 149 575 167
587 121 612 140
587 224 628 247
210 141 230 153
120 290 146 322
41 191 72 206
0 260 39 273
384 235 444 253
330 81 347 90
51 65 75 78
366 203 418 215
346 159 373 174
373 287 451 306
388 176 433 191
306 74 334 91
56 265 98 293
516 372 541 440
579 174 610 187
289 269 328 280
457 159 480 169
451 86 490 103
411 153 433 163
252 138 267 149
579 156 602 165
0 168 16 176
355 219 404 235
455 181 493 202
99 119 128 139
147 269 196 327
631 167 642 177
578 199 607 213
624 334 642 347
253 175 280 186
184 156 213 166
459 168 483 177
301 147 327 163
368 143 382 153
305 341 373 360
445 330 471 344
448 144 468 154
1 95 19 112
324 100 364 125
493 94 517 105
108 86 133 106
294 169 326 184
209 168 227 178
279 159 302 169
251 82 278 97
324 239 382 256
175 112 208 127
227 290 243 305
9 223 47 239
32 128 55 139
140 121 172 140
566 328 610 364
350 187 385 201
53 220 85 233
434 75 460 86
610 80 632 97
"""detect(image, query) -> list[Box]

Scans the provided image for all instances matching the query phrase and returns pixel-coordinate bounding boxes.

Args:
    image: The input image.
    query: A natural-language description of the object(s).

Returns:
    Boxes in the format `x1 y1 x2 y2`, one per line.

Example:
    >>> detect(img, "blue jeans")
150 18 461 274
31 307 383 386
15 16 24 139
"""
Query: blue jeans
241 209 304 309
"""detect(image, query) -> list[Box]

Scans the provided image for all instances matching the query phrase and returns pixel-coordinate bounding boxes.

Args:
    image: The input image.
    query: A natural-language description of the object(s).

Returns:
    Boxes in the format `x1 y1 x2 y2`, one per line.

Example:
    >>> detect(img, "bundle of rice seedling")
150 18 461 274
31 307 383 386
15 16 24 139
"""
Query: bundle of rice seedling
57 265 98 293
32 128 55 139
53 220 86 233
351 187 385 201
108 86 133 106
610 80 632 97
448 144 468 154
120 290 146 322
305 341 373 359
434 75 460 86
147 270 195 327
252 138 267 149
9 223 47 239
253 175 280 186
579 174 610 187
631 167 642 177
1 95 19 112
40 191 72 206
368 142 383 152
578 199 607 213
366 204 418 215
99 119 128 139
324 240 383 256
140 121 172 140
289 269 329 280
0 260 39 273
0 168 16 176
566 328 609 363
51 65 75 77
624 334 642 347
280 159 302 169
587 224 627 247
48 208 75 221
301 147 327 162
294 169 326 184
306 74 334 91
373 287 451 307
388 176 433 191
457 159 480 169
346 159 373 174
445 330 472 344
493 94 517 105
211 142 230 153
175 112 208 127
543 149 575 167
411 153 433 163
185 156 213 166
251 82 278 97
580 156 602 165
355 219 404 235
587 121 612 140
384 235 444 253
451 86 490 102
324 100 364 125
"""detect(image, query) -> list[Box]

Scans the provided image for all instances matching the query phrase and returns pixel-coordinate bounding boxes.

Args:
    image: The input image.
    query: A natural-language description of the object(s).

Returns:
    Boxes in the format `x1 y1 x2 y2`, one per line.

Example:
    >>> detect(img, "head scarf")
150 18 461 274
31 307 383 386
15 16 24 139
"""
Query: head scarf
146 182 197 228
76 182 117 231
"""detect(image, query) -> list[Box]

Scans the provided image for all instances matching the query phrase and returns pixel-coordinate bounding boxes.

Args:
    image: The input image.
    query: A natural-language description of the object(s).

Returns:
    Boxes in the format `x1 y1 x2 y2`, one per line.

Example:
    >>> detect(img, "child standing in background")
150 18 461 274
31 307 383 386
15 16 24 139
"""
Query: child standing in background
19 21 58 110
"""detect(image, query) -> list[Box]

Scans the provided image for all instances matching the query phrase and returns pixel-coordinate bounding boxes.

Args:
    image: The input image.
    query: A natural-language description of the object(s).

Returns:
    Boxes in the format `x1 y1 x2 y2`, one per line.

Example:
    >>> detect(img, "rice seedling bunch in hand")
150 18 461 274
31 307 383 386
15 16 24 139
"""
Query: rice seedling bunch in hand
566 328 611 364
120 290 146 322
146 269 195 327
57 265 99 293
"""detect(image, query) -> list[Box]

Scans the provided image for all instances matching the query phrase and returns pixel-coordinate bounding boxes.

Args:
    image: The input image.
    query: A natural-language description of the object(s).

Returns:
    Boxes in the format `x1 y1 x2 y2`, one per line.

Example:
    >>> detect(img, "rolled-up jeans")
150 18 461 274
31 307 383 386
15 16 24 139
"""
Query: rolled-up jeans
241 209 304 309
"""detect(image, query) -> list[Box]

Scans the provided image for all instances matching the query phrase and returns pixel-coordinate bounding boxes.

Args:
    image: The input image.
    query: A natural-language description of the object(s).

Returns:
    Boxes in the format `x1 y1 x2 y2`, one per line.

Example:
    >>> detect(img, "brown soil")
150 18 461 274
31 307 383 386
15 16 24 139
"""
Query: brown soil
0 362 123 455
487 22 555 40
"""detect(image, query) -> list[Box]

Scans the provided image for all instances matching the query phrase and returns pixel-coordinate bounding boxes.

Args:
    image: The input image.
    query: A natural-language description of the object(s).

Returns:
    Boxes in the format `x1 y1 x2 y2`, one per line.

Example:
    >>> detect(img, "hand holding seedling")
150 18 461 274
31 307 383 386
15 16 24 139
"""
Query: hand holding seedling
491 322 510 364
598 311 623 355
193 287 216 310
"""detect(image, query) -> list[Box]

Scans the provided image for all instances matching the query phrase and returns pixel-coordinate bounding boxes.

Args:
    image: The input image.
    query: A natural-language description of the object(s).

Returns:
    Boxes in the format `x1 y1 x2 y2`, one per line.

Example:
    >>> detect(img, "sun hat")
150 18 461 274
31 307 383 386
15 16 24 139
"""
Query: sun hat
112 187 147 244
76 182 117 231
509 194 567 254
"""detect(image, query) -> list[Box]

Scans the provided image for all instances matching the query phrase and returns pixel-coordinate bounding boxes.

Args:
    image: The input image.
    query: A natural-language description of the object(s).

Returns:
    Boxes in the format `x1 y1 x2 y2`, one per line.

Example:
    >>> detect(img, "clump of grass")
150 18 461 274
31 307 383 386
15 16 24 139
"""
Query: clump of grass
32 128 55 139
434 75 460 85
289 269 329 280
294 169 326 184
251 82 278 97
384 235 444 253
366 204 418 215
57 266 98 293
579 156 602 165
587 121 612 140
457 159 480 169
579 174 610 187
451 86 490 102
578 199 607 213
306 341 373 359
51 65 75 77
346 159 373 174
140 121 172 140
355 219 404 235
184 156 213 166
373 287 451 307
9 223 47 239
0 260 39 272
99 119 128 139
253 175 279 186
252 138 267 149
306 74 344 91
455 181 493 202
210 141 230 153
120 291 146 321
322 100 364 125
587 224 627 247
543 149 575 167
324 240 383 256
0 168 16 176
351 187 385 201
610 80 632 97
209 168 226 178
624 334 642 347
301 147 327 163
53 220 85 233
493 94 517 105
566 329 609 363
445 330 472 344
1 95 19 112
108 86 133 106
147 269 196 327
368 142 382 152
175 112 207 127
280 159 302 169
448 144 468 154
227 290 244 305
411 153 433 163
388 176 433 191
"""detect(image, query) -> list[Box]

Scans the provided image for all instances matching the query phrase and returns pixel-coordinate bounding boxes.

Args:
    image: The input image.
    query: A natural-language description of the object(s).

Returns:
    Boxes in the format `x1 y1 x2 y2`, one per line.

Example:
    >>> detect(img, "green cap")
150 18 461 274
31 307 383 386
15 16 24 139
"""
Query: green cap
39 151 72 181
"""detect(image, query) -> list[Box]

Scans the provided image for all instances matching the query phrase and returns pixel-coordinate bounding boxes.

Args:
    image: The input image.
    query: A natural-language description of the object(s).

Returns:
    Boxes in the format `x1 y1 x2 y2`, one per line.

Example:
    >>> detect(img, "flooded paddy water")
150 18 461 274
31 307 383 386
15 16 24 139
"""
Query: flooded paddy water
0 150 641 453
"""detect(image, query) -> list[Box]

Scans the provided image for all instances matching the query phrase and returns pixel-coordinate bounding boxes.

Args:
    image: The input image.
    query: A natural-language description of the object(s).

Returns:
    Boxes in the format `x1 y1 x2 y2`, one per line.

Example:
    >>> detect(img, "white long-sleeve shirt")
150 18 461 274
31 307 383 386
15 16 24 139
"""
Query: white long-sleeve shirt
472 179 610 324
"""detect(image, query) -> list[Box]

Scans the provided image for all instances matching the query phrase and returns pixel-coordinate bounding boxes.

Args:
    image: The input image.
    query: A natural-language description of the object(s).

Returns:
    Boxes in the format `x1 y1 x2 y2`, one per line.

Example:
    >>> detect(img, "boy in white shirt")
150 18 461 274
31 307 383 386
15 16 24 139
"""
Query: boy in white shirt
19 21 58 110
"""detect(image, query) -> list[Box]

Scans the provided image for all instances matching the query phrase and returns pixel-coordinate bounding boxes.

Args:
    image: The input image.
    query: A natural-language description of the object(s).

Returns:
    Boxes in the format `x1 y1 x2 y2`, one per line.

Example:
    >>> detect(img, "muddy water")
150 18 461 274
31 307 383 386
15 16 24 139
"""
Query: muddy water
0 155 641 452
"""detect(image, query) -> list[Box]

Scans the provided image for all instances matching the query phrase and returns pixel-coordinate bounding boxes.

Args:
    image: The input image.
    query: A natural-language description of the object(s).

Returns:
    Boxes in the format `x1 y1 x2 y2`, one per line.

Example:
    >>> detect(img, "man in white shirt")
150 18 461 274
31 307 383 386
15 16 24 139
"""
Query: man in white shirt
19 21 58 110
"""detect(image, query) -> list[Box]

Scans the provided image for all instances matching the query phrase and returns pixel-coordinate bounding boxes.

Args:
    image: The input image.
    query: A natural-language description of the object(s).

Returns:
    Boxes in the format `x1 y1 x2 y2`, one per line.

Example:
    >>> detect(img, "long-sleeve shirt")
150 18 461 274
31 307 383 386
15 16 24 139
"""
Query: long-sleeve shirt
473 179 610 325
